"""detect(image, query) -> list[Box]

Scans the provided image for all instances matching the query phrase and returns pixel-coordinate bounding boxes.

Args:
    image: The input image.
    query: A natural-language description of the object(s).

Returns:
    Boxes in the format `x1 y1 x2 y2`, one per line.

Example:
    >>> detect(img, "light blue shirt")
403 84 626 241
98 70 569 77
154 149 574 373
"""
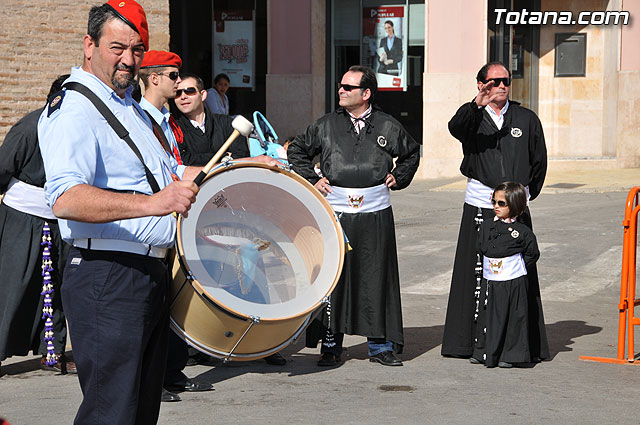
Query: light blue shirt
139 97 181 158
387 35 395 51
38 66 187 248
204 88 229 115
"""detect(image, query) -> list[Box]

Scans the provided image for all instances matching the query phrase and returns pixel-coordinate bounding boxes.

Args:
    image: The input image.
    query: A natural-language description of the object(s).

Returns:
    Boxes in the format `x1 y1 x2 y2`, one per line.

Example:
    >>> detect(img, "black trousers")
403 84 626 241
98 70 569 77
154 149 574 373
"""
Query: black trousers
164 330 189 386
62 247 170 425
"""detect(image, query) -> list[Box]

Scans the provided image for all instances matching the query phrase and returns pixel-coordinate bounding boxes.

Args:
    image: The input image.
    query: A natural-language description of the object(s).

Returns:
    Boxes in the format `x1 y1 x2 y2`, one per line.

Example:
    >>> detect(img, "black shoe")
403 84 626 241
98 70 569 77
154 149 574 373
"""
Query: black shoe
469 357 484 365
369 351 403 366
161 388 181 402
264 352 286 366
317 352 340 366
165 378 214 392
498 361 513 368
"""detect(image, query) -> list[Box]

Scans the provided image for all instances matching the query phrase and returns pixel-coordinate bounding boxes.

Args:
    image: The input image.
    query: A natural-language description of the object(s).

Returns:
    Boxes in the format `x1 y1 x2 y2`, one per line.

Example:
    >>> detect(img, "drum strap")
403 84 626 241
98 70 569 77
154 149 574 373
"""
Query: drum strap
63 82 161 194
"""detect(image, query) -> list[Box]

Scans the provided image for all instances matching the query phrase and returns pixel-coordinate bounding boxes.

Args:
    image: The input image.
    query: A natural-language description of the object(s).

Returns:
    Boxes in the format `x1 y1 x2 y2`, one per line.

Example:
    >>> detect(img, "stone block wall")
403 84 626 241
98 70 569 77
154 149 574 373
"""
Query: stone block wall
0 0 169 143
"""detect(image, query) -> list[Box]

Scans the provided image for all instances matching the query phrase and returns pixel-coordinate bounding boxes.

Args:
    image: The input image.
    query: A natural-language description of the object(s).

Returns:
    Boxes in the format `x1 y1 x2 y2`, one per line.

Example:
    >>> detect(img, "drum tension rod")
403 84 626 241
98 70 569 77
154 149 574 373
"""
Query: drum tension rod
223 315 261 363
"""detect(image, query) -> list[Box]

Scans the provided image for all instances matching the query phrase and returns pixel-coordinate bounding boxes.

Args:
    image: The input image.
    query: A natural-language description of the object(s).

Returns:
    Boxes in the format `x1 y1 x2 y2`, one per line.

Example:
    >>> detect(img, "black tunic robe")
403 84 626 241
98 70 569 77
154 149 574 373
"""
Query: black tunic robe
473 219 541 366
288 106 420 353
0 108 69 361
442 100 549 360
174 105 249 166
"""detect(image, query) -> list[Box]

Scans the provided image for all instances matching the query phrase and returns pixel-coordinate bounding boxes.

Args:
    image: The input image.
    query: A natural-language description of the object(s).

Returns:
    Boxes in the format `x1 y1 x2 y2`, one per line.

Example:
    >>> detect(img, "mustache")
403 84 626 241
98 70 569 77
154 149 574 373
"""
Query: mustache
115 64 135 74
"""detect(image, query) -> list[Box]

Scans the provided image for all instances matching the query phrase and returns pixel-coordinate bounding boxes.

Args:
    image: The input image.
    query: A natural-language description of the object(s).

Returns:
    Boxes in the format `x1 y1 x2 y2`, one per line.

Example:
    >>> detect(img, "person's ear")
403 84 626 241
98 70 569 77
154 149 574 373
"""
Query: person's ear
83 35 95 62
201 89 208 102
362 87 372 102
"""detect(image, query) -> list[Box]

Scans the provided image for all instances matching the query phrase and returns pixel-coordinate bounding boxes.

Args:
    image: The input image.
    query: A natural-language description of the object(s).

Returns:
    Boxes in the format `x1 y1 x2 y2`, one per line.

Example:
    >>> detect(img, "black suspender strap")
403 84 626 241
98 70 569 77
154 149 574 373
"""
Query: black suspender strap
63 82 162 194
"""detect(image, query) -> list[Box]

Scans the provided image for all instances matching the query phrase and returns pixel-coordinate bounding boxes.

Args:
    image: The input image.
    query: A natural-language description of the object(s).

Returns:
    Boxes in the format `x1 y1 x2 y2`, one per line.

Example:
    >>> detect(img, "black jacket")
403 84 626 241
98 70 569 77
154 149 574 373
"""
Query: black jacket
288 106 420 189
448 100 547 200
174 105 249 166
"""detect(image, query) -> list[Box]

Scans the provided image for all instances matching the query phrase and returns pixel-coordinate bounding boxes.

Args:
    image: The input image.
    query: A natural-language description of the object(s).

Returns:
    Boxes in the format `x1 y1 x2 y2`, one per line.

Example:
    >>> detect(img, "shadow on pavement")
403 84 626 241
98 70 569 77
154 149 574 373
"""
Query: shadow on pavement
545 320 602 360
191 325 445 381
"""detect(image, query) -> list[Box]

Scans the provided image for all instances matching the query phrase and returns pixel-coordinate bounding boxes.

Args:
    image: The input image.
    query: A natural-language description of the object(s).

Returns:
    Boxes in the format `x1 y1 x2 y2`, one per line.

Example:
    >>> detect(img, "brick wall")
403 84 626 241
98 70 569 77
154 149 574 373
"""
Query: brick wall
0 0 169 143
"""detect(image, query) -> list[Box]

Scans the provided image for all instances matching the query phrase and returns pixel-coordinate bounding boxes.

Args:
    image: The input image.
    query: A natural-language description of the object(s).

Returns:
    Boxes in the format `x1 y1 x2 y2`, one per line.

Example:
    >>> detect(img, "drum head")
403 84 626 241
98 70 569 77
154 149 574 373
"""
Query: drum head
177 162 344 321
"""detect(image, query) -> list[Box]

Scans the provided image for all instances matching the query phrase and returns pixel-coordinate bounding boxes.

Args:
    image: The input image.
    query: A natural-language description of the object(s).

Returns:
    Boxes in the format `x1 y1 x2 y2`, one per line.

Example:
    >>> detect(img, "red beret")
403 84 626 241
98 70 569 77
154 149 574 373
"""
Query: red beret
141 50 182 69
105 0 149 51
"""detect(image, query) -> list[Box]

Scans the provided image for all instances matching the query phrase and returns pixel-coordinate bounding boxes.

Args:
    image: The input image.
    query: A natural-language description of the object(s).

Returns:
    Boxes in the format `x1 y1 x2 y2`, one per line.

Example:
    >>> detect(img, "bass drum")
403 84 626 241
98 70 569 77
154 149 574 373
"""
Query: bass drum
170 161 344 361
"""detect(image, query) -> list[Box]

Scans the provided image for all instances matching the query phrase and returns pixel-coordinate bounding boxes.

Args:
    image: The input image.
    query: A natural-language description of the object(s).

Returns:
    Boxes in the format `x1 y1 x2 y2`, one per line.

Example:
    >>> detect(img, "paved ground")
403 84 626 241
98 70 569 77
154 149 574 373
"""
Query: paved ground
1 167 640 424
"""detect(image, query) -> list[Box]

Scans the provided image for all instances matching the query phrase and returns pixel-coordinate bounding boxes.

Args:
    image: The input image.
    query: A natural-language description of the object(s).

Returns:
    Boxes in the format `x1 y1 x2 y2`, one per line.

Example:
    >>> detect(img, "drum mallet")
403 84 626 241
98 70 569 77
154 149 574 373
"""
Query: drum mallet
192 115 255 186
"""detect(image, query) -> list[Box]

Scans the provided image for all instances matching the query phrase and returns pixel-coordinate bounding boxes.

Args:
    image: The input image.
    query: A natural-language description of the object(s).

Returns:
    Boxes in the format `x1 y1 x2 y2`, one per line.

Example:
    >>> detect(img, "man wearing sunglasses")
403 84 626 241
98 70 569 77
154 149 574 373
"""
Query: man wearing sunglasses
442 61 549 364
288 65 420 368
139 50 185 167
138 51 215 402
172 73 249 166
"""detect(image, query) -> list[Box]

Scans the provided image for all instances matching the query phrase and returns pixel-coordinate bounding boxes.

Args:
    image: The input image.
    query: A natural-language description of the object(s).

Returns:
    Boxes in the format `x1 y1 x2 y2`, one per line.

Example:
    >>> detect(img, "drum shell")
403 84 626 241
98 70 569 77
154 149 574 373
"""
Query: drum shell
170 253 309 360
169 162 344 360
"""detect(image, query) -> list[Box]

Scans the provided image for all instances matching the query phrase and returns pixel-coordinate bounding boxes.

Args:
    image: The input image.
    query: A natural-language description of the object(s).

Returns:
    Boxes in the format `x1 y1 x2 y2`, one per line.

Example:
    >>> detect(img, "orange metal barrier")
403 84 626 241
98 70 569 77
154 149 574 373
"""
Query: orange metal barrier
580 186 640 365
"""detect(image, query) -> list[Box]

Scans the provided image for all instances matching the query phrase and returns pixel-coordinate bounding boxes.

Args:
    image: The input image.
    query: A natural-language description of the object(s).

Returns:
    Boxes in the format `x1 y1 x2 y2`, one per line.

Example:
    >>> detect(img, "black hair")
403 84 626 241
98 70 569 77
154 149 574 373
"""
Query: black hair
87 4 120 47
493 182 527 218
476 61 511 82
384 20 394 27
348 64 378 103
47 74 70 102
179 72 204 92
214 73 230 85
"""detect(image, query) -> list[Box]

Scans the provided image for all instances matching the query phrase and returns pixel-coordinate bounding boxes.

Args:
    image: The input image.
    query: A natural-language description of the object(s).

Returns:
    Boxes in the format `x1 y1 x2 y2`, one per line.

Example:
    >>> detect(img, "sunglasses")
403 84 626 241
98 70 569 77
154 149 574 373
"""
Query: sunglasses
175 87 198 97
483 77 511 87
338 83 364 92
491 198 508 207
156 71 179 81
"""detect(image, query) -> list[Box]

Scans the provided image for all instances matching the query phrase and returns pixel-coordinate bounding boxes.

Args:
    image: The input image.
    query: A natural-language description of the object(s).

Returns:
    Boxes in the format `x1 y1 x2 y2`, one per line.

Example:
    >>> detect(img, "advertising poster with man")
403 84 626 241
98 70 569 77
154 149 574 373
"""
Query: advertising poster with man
212 9 255 89
362 5 407 91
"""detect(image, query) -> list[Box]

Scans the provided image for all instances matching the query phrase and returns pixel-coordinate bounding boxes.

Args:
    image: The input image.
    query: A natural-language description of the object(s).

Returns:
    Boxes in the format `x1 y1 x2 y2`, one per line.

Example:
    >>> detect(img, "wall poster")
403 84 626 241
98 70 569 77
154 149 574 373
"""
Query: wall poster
362 5 408 91
212 9 255 89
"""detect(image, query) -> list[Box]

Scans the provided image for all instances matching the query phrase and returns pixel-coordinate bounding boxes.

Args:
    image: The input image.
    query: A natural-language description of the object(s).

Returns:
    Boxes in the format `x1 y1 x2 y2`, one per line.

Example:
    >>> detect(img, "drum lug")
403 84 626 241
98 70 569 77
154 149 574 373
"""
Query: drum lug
221 154 233 167
250 315 261 323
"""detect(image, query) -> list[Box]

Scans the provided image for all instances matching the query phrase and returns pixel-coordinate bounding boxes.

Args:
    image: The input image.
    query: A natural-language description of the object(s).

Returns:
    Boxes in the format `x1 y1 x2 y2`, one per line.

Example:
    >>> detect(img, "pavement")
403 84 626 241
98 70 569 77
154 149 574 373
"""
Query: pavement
2 166 640 425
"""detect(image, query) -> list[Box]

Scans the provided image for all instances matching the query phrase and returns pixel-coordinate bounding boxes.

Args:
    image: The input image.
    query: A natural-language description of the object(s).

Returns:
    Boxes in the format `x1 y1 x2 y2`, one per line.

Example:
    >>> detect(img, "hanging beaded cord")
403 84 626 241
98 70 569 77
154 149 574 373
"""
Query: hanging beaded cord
473 208 484 323
41 221 57 366
322 299 336 350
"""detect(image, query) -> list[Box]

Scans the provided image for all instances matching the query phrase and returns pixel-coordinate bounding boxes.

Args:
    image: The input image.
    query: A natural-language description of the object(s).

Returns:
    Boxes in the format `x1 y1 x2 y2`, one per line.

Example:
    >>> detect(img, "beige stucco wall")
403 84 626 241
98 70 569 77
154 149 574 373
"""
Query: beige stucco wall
616 71 640 167
538 0 615 160
419 0 487 179
421 0 639 177
266 0 326 140
616 0 640 167
0 0 170 143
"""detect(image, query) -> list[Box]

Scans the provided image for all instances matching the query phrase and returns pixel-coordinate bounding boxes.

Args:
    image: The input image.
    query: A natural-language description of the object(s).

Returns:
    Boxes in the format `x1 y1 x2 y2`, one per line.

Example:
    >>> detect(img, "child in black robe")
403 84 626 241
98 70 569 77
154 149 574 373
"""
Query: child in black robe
471 182 541 368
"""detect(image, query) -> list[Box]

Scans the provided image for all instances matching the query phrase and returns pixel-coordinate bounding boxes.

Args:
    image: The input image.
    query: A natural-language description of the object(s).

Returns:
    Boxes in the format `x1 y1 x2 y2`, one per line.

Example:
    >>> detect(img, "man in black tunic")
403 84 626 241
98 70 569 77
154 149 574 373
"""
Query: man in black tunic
441 61 549 361
288 65 420 367
0 75 76 374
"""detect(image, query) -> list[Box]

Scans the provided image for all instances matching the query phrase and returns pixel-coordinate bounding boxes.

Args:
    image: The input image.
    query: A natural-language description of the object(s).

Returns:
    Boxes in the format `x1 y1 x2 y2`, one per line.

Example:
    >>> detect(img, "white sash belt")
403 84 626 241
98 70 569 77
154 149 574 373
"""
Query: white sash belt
464 178 531 209
2 177 56 219
73 238 168 258
325 183 390 213
483 254 527 281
